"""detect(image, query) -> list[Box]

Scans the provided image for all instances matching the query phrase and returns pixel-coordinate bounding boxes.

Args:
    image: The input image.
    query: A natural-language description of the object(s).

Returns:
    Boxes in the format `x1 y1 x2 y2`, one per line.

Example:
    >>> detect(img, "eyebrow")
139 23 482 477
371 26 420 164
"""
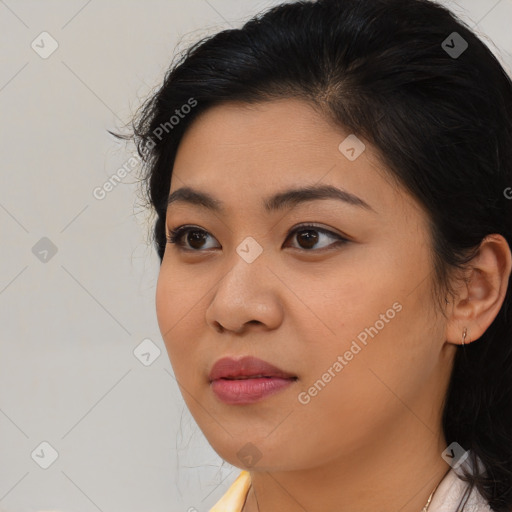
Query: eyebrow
167 184 376 214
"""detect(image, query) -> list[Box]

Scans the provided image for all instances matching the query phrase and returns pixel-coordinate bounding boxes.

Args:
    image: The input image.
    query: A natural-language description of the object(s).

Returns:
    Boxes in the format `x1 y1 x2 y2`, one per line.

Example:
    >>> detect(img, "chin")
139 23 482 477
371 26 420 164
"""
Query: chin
206 433 311 472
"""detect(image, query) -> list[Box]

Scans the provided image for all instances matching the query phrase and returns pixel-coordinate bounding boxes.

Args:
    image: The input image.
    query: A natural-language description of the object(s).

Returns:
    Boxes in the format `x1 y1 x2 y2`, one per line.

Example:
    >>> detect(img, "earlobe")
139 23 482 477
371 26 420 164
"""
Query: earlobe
445 234 512 346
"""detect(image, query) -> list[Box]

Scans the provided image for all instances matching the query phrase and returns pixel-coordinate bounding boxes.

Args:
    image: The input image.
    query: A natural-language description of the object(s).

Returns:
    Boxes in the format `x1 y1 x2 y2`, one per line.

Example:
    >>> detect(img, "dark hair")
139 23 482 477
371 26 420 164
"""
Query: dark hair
111 0 512 509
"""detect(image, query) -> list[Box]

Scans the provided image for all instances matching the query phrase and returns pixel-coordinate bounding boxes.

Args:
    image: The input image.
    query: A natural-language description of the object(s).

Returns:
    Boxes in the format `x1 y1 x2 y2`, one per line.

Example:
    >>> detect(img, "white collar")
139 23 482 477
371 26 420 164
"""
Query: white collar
429 452 492 512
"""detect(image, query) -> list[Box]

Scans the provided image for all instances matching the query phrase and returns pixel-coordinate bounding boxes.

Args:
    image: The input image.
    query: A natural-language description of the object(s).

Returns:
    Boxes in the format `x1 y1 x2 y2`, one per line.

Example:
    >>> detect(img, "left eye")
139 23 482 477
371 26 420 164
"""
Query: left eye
285 225 348 250
166 224 348 252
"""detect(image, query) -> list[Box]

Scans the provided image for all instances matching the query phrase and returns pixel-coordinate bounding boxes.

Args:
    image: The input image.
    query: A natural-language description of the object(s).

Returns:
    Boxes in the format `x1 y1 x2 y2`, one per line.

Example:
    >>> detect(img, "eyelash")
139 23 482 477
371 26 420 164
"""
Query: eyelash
165 224 349 252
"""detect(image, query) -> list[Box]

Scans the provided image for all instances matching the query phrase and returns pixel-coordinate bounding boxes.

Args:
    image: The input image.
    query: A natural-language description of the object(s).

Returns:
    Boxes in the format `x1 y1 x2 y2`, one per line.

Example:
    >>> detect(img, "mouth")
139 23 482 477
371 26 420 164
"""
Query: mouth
208 356 297 404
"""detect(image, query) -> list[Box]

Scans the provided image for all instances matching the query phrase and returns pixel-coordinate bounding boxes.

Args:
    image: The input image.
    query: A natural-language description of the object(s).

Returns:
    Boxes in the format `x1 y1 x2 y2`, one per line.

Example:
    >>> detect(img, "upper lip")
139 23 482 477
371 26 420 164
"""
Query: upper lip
208 356 296 382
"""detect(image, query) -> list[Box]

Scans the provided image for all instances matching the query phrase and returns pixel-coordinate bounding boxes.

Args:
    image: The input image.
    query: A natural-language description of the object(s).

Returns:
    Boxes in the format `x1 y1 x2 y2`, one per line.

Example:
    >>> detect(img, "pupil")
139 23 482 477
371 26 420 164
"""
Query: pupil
189 231 206 249
299 229 318 249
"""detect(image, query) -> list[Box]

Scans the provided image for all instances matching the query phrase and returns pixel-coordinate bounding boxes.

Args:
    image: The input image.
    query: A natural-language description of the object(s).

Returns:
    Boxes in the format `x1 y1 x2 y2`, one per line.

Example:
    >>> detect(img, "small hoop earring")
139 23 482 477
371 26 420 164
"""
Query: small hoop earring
462 327 467 346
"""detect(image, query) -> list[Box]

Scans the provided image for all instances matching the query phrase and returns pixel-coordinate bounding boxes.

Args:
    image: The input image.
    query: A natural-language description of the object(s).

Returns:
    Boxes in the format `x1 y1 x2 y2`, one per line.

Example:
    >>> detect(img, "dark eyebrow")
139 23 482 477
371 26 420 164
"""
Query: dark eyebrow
167 184 376 214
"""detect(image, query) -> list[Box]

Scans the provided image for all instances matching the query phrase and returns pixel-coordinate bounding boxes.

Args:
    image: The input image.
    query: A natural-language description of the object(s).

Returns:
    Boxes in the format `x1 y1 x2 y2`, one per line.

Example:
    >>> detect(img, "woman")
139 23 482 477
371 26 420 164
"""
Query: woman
112 0 512 510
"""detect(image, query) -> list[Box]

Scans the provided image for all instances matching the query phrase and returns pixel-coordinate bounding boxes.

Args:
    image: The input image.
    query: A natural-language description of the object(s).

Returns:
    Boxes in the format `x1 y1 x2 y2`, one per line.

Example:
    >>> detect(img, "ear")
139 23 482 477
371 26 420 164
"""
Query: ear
445 234 512 346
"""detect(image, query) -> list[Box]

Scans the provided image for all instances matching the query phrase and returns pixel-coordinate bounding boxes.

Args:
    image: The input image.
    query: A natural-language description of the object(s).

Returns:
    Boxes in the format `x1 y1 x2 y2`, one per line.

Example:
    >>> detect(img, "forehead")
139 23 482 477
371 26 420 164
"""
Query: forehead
170 98 419 220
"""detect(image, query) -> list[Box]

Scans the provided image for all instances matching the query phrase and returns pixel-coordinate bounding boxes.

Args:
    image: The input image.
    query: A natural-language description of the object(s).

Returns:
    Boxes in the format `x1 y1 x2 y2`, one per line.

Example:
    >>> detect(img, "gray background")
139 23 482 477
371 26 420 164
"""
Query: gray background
1 0 511 511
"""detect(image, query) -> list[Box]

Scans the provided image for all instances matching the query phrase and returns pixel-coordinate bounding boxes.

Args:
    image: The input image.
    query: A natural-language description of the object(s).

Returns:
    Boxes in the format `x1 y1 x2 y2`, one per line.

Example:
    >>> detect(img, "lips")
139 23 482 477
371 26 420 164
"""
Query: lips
209 356 297 405
208 356 296 382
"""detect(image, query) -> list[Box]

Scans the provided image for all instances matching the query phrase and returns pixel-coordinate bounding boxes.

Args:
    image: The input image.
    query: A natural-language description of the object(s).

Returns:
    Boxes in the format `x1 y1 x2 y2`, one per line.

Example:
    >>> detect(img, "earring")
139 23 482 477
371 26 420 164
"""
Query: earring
462 327 467 346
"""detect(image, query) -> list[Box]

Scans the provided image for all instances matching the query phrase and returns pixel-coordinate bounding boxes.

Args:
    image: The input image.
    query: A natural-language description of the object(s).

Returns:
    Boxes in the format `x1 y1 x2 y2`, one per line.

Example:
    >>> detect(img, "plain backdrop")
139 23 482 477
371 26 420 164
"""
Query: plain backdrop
1 0 511 511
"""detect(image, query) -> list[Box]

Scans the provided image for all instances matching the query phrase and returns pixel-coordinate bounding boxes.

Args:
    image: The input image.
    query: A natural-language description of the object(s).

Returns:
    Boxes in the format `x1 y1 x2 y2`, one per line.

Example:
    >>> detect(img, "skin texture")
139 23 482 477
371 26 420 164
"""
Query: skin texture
155 98 512 512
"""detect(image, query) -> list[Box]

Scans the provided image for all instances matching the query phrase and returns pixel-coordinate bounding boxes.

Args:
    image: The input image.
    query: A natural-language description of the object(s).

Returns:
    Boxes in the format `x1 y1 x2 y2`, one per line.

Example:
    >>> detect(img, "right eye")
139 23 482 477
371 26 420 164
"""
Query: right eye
166 225 220 251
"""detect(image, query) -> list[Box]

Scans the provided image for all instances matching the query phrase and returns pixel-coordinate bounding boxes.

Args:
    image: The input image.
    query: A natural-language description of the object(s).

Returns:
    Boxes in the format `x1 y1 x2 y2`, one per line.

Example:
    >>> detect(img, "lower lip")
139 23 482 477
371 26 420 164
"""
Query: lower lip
211 377 296 404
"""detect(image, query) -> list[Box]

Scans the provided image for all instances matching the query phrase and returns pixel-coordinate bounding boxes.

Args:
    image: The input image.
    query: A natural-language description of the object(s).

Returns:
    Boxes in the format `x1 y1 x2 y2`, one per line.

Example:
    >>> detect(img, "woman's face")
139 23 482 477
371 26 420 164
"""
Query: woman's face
156 98 456 471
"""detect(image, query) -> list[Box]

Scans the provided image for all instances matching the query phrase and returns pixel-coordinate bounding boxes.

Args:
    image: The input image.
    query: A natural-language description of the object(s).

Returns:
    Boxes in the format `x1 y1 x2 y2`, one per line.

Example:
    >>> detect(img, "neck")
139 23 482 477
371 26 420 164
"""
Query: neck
243 413 452 512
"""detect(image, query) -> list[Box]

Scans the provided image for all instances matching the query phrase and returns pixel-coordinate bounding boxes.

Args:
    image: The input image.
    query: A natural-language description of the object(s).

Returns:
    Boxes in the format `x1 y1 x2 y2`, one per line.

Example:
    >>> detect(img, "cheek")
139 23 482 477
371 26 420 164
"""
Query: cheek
156 261 203 329
155 269 176 337
290 247 433 410
155 267 203 371
156 266 174 318
284 251 394 342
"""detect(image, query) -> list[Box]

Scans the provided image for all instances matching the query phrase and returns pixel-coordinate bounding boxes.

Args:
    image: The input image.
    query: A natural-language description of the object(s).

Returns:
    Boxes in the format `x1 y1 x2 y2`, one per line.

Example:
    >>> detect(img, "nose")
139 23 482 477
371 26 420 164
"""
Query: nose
205 254 284 335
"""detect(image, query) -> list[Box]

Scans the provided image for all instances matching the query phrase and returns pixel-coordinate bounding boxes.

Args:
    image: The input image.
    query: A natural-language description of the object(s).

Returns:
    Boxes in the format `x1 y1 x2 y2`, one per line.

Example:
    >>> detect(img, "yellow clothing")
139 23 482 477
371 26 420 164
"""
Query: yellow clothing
209 470 251 512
